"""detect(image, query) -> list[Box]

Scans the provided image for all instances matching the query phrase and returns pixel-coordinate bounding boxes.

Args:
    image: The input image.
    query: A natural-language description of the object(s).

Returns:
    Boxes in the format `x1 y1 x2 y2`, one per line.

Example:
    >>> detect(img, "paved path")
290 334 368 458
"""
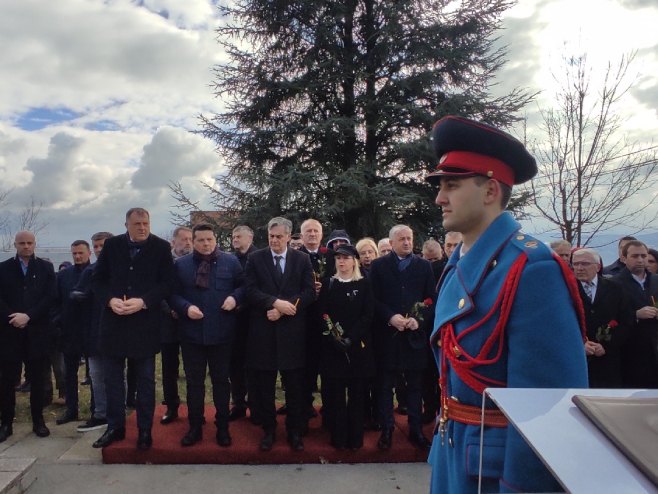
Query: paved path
0 422 430 494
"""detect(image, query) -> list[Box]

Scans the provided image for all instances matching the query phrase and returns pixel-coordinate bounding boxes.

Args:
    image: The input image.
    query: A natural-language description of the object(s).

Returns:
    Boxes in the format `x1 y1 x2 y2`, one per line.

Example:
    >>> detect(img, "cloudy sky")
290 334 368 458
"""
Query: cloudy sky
1 0 657 251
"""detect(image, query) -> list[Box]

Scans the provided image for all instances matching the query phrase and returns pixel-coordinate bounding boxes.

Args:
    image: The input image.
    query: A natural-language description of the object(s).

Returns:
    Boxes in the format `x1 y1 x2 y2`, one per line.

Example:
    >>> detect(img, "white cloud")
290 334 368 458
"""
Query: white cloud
131 126 219 189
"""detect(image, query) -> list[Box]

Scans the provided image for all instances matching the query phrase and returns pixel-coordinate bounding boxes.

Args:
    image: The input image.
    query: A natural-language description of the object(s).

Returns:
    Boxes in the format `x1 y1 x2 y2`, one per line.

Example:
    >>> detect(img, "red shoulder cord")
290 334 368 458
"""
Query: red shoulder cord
551 252 587 342
439 253 528 403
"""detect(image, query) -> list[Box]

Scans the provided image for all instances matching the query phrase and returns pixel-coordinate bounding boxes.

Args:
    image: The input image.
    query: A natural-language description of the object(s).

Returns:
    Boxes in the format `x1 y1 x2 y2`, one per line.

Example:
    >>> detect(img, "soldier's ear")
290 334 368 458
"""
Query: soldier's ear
482 178 501 206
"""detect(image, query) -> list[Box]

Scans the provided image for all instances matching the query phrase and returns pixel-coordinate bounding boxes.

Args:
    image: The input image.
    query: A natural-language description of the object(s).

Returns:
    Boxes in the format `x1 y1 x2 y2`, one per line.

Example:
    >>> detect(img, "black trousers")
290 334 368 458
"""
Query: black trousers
378 368 423 434
63 352 81 416
0 360 21 426
250 368 304 434
104 355 155 431
322 376 366 449
160 341 181 408
229 320 248 409
181 341 231 428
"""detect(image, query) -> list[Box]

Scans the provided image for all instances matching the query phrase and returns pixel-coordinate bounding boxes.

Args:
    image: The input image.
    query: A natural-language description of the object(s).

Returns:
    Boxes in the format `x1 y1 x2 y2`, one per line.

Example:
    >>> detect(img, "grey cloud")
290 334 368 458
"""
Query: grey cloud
131 127 217 189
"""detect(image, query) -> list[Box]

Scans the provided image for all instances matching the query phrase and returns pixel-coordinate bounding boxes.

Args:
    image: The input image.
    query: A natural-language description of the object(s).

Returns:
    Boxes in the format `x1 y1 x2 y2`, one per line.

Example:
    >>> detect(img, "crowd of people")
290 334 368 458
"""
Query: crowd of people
0 208 459 454
2 115 658 494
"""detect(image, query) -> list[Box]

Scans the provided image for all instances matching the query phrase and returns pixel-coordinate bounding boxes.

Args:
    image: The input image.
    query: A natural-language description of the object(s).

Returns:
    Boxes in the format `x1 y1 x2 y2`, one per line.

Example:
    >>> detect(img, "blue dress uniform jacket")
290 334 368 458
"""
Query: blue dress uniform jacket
428 212 588 493
170 251 245 346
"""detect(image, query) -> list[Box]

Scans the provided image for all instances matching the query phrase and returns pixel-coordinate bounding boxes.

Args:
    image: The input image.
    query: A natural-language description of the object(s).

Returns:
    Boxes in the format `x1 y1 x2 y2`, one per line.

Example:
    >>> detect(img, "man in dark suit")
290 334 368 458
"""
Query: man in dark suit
229 224 257 421
158 226 193 426
603 236 636 277
91 208 175 450
54 240 92 425
572 248 633 387
244 217 315 451
369 224 435 450
0 230 56 441
613 240 658 388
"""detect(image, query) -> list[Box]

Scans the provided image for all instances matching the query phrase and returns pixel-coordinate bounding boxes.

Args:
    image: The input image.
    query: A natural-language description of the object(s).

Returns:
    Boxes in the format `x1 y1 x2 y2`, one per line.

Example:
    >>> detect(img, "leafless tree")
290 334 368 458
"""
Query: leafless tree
527 53 658 247
1 195 49 251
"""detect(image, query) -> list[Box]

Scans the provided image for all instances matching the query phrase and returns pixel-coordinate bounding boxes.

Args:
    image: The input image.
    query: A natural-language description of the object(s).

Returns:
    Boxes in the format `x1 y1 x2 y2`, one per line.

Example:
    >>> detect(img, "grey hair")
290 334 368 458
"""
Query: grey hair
572 247 601 264
267 217 292 234
550 239 572 250
388 224 412 240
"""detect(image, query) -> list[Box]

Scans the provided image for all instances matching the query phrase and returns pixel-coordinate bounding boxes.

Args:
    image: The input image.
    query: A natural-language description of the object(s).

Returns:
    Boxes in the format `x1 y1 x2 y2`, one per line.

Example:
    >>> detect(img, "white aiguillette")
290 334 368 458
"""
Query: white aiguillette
572 395 658 487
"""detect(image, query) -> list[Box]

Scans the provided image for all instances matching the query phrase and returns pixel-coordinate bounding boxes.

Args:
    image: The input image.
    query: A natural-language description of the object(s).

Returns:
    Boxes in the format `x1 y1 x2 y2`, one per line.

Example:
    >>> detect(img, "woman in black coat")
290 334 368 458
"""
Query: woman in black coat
317 244 374 450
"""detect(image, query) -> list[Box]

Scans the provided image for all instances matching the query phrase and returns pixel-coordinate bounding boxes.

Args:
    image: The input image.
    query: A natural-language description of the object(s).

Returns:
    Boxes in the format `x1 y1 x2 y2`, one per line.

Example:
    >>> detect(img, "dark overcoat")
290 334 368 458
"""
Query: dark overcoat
244 247 315 370
578 275 633 387
369 252 435 371
170 250 245 346
55 263 91 356
0 256 56 360
614 267 658 388
91 233 175 359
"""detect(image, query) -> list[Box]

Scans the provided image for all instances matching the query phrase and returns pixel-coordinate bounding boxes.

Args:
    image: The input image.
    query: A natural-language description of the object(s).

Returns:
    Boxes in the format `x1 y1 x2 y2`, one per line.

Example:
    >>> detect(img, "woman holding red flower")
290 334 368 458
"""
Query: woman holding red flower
317 244 374 450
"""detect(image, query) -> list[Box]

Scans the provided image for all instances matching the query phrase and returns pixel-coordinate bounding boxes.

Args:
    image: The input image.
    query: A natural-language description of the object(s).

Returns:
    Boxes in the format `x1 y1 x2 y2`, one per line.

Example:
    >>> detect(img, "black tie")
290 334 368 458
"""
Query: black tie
275 255 284 280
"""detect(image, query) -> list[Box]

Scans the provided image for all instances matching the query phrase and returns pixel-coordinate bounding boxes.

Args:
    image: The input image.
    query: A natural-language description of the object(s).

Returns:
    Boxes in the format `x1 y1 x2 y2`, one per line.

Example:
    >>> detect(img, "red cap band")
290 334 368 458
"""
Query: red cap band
432 151 514 187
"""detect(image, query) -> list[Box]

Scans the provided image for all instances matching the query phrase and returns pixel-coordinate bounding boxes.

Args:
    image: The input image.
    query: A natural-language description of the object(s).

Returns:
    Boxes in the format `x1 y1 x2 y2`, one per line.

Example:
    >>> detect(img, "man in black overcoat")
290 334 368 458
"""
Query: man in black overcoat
572 248 633 387
369 224 435 450
229 224 257 421
0 230 56 441
613 240 658 388
244 217 315 452
91 208 175 450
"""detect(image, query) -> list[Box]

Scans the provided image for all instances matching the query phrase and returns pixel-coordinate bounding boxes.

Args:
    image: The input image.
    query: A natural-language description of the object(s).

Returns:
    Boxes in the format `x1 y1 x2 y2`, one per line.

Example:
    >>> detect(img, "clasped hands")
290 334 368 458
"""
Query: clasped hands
8 312 30 329
267 299 297 321
187 296 237 320
389 314 419 332
109 297 146 316
584 340 605 357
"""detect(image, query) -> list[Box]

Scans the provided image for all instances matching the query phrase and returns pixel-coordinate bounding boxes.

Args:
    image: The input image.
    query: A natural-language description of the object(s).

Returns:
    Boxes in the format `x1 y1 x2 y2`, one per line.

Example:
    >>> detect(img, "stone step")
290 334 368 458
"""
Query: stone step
0 458 36 494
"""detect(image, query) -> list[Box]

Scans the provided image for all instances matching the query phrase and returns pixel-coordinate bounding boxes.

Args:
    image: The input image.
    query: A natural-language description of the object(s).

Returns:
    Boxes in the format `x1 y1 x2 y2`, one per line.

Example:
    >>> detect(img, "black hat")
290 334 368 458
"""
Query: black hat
334 244 360 259
326 229 351 250
425 116 537 186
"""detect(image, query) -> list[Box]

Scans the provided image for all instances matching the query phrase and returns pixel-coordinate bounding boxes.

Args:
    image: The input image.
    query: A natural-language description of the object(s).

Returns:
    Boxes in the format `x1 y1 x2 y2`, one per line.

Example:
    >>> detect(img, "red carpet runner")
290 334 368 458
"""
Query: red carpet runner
102 405 434 464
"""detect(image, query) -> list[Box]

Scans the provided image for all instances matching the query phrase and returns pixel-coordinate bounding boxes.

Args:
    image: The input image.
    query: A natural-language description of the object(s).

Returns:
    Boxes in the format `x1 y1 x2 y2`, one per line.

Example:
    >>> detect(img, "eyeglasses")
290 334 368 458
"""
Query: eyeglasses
572 261 596 267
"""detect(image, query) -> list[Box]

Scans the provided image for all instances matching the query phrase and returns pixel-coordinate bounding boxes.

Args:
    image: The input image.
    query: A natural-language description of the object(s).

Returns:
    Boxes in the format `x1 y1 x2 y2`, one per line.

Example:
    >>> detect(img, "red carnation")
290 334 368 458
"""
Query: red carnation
423 298 433 306
608 320 619 328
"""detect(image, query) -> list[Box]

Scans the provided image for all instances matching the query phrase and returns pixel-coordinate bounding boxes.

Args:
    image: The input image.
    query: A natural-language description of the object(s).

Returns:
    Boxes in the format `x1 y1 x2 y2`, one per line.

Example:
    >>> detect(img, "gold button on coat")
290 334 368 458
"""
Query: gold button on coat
458 298 465 309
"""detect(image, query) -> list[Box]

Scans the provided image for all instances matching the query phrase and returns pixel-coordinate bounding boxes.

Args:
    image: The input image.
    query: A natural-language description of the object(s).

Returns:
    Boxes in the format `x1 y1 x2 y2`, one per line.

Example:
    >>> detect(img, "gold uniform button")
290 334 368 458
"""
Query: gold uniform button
453 346 461 357
516 235 525 240
458 298 465 309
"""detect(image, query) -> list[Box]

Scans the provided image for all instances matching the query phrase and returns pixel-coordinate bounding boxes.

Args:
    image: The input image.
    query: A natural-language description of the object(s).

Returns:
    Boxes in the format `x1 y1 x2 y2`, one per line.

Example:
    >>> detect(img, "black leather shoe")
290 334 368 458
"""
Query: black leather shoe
32 421 50 438
216 428 232 447
0 424 13 443
56 412 79 425
92 427 126 448
409 431 432 449
260 431 275 451
377 428 393 450
137 429 152 450
181 426 202 447
228 407 246 421
160 407 179 425
288 432 304 452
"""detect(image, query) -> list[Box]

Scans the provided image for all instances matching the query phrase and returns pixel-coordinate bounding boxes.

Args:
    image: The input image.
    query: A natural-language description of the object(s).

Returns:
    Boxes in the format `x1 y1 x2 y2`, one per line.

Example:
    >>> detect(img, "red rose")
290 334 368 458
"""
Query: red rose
423 298 433 306
323 314 330 320
320 247 328 254
608 320 619 328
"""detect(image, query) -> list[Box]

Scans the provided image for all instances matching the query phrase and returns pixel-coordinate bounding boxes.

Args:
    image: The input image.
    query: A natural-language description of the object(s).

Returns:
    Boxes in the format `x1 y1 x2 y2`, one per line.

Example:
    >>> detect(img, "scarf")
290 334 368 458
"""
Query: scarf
193 248 219 288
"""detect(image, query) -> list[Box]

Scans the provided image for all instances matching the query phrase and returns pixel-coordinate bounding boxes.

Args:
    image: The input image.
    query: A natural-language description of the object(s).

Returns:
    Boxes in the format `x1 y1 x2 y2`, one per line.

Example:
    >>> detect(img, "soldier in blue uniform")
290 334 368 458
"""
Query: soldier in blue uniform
425 116 588 493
